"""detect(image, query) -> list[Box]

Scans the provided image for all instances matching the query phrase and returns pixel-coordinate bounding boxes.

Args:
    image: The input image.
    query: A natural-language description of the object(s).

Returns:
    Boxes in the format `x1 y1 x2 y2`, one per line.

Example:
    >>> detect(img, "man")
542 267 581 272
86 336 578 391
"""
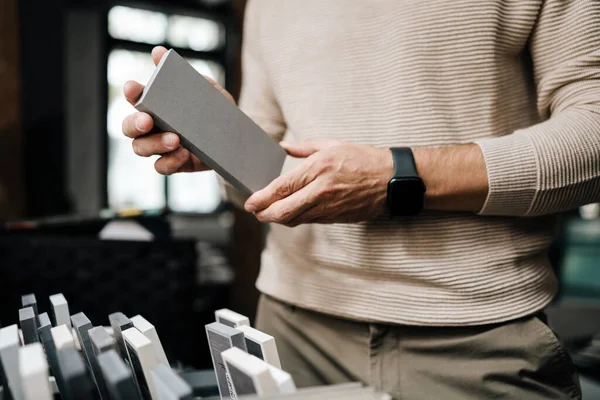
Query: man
123 1 600 398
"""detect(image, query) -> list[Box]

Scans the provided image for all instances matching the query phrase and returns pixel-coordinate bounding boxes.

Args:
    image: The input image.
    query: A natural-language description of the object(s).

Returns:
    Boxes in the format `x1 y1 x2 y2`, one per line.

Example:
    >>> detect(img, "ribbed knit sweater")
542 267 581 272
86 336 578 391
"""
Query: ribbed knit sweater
230 0 600 325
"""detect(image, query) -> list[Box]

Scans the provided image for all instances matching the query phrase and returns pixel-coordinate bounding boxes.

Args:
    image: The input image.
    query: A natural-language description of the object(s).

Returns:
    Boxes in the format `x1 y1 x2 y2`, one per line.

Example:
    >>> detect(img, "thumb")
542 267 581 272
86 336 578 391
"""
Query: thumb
152 46 169 66
280 140 342 158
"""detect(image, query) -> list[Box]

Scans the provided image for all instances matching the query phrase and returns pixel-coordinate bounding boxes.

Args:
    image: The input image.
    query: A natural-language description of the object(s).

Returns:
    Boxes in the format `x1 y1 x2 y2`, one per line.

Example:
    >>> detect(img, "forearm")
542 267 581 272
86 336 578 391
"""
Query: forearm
412 144 489 213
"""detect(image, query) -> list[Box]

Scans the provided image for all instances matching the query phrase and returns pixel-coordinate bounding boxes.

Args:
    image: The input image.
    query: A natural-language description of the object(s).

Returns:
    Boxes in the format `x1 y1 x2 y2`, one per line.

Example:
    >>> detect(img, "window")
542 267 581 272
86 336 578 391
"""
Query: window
106 5 226 213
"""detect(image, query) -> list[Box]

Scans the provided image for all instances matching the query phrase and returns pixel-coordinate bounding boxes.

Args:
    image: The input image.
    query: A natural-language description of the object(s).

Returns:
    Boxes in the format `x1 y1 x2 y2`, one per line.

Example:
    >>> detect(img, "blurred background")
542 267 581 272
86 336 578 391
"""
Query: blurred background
0 0 599 379
0 0 264 370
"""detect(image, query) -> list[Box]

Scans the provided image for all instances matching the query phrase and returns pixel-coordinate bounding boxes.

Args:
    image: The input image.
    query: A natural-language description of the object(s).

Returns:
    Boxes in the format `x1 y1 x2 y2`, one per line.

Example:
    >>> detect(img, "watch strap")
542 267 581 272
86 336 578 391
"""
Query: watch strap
391 147 419 178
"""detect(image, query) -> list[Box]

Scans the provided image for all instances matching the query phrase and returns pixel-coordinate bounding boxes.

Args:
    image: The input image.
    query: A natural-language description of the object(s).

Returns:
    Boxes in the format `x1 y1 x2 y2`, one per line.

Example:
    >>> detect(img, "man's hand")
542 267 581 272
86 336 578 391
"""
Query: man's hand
245 141 394 226
122 46 236 175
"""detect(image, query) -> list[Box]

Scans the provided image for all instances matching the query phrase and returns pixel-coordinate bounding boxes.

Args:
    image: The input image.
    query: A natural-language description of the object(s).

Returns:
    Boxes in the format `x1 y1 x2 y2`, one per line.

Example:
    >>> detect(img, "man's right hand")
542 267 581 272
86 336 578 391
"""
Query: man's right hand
122 46 236 175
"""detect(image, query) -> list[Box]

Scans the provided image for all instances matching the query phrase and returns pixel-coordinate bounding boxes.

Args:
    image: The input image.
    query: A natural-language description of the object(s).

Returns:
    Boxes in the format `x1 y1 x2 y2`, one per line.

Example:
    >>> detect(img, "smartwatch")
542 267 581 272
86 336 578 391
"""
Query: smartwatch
387 147 426 216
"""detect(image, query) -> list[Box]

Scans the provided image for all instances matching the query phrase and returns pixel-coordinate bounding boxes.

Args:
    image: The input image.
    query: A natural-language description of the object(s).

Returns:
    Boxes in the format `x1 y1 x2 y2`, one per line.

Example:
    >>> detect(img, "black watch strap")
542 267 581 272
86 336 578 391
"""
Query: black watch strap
391 147 419 178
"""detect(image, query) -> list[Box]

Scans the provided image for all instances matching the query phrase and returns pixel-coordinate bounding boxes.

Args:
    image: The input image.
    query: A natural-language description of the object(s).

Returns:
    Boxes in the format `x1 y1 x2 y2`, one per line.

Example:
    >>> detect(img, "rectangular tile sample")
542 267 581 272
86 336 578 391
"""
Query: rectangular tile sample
89 326 117 399
135 49 287 196
49 293 71 328
19 307 38 344
215 309 250 329
0 325 22 399
237 325 281 368
109 312 133 360
151 363 193 400
21 294 38 322
19 343 52 400
131 315 169 365
56 347 94 400
98 349 142 400
51 325 75 351
221 347 278 397
123 327 159 400
37 313 65 395
205 322 247 399
71 312 103 398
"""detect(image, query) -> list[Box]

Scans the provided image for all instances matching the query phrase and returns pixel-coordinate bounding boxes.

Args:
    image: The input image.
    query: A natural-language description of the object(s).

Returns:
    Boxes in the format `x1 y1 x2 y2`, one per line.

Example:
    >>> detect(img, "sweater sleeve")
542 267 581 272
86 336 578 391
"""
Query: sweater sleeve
220 0 287 208
475 0 600 216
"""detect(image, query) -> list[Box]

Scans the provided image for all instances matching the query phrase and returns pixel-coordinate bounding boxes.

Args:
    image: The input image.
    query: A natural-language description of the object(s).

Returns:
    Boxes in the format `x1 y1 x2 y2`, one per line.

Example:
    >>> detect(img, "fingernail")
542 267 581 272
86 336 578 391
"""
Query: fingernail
280 141 289 146
246 204 256 213
135 115 146 131
163 133 176 148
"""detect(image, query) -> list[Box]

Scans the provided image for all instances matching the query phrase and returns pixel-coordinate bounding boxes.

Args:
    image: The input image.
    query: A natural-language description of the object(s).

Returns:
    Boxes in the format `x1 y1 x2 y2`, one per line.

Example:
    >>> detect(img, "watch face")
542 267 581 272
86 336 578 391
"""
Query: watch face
388 177 426 216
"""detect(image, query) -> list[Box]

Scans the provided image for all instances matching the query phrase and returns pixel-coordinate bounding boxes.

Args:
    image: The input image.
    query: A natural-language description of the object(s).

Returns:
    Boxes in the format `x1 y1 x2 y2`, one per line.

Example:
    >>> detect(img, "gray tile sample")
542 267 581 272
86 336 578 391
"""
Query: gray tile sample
151 364 192 400
0 325 22 399
0 341 12 400
109 312 133 360
18 343 52 400
49 293 71 328
21 294 38 323
19 307 38 344
130 315 168 366
135 49 287 196
205 322 247 399
70 312 104 399
97 350 141 400
89 326 117 399
56 348 94 400
90 326 116 356
37 313 65 396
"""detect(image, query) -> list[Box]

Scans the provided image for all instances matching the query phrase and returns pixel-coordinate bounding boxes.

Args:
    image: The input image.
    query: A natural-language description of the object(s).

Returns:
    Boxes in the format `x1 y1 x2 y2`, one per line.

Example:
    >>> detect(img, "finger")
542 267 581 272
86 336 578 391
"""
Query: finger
254 181 320 224
175 151 212 173
245 159 317 212
152 46 169 66
122 112 154 138
124 80 145 105
132 132 180 157
154 147 189 175
280 140 342 158
202 75 236 104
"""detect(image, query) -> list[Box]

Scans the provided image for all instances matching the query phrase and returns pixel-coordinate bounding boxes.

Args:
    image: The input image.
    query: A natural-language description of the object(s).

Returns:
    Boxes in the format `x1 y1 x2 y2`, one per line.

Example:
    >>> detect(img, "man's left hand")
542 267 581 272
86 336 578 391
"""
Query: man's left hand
245 140 394 226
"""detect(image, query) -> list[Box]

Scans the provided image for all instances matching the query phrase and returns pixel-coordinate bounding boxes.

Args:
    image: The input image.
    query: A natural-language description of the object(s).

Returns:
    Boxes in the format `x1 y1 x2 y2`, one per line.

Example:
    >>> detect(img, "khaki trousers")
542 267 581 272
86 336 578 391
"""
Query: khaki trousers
256 295 581 400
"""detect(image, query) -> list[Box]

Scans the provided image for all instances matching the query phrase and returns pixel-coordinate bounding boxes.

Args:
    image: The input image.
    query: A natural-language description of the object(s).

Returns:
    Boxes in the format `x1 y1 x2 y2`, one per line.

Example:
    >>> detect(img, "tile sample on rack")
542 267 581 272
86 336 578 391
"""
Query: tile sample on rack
56 347 95 400
131 315 169 365
0 325 23 399
19 307 38 344
221 347 280 397
214 309 250 328
109 312 133 360
98 349 142 400
71 312 104 398
205 322 247 399
237 325 281 368
123 327 160 400
19 343 52 400
151 363 193 400
49 293 71 328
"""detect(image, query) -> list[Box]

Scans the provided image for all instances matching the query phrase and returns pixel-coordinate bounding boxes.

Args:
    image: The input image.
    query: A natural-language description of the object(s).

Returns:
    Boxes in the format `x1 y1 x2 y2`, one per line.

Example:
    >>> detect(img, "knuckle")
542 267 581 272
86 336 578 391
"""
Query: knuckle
316 156 333 172
318 185 335 198
275 180 291 198
279 207 294 222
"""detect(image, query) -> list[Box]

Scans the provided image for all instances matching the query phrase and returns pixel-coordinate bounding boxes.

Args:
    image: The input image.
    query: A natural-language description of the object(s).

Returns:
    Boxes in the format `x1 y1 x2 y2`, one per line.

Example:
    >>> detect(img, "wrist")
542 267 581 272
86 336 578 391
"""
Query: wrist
412 144 488 212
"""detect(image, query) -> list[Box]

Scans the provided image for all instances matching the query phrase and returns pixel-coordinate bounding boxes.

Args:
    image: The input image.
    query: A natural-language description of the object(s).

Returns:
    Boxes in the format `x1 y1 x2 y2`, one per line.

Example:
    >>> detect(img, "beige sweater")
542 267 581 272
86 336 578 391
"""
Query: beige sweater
230 0 600 325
